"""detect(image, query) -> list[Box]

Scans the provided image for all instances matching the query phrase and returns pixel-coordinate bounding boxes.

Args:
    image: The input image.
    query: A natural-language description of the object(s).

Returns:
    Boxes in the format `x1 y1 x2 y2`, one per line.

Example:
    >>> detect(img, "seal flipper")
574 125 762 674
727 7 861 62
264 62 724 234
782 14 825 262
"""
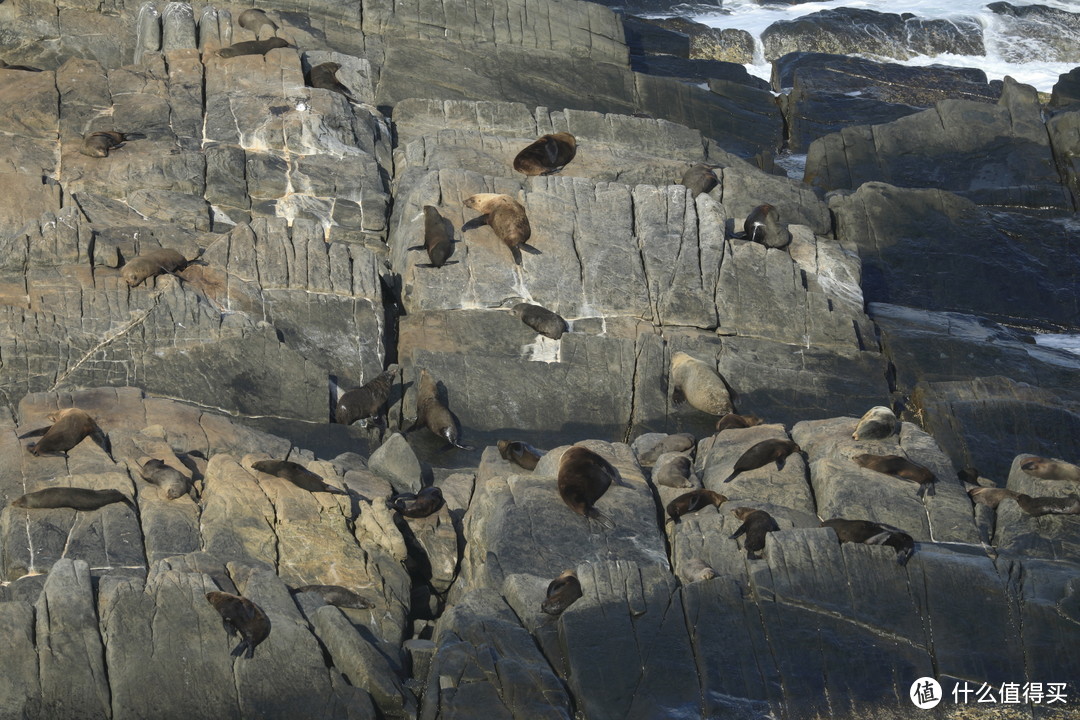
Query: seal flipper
730 521 748 540
18 426 51 440
588 508 616 531
722 470 740 484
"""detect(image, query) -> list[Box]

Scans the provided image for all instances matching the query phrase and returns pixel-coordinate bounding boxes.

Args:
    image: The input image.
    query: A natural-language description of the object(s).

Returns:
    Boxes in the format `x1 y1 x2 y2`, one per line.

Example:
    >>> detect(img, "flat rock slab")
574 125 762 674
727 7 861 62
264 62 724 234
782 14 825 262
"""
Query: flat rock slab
994 454 1080 560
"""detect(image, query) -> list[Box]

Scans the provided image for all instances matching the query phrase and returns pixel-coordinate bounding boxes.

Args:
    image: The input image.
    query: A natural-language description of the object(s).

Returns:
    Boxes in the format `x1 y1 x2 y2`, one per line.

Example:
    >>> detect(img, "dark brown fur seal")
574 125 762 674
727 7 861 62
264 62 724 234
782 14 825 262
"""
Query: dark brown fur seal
205 591 271 659
217 37 291 58
11 487 135 512
512 303 567 340
306 62 354 100
21 408 108 456
121 248 188 286
139 458 195 500
462 193 531 265
666 489 726 523
679 163 718 198
1014 493 1080 516
251 459 347 495
541 570 582 615
730 507 780 560
413 206 454 268
822 518 915 565
852 406 897 441
388 486 444 518
498 439 544 471
723 439 801 483
413 368 472 450
715 413 763 432
653 453 692 488
557 446 619 529
1020 457 1080 483
852 454 937 498
513 132 577 176
291 584 374 609
236 8 278 33
335 367 396 426
0 60 43 71
79 131 134 158
743 203 790 248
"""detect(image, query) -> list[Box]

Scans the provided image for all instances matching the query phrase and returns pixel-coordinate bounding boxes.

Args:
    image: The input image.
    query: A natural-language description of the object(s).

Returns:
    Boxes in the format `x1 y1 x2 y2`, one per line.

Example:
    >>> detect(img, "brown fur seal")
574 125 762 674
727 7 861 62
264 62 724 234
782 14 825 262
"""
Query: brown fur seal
79 131 134 158
205 591 271 658
653 453 693 488
670 351 733 416
139 458 195 500
251 459 348 495
512 303 567 340
822 518 915 566
730 507 780 560
557 446 619 529
335 367 396 426
742 203 790 248
679 163 718 198
966 485 1018 509
1020 457 1080 483
291 584 373 609
388 486 444 518
723 439 801 483
513 132 577 176
498 439 544 471
852 406 897 441
0 60 43 71
121 248 189 286
217 37 291 58
462 193 531 265
236 8 278 33
1014 493 1080 516
306 62 354 101
11 487 135 512
21 407 109 456
715 413 763 432
412 206 454 268
852 454 937 498
541 570 582 615
666 489 726 523
413 368 472 450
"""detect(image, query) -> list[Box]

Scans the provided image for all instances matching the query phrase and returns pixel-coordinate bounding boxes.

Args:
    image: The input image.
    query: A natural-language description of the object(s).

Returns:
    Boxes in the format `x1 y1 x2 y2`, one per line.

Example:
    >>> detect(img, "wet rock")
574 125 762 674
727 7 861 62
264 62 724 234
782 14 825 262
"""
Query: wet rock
634 16 754 64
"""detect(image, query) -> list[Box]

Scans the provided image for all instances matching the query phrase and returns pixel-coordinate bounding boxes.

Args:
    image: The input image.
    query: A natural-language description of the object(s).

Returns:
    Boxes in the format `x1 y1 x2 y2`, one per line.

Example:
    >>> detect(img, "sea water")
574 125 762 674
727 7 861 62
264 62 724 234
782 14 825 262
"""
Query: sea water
666 0 1079 92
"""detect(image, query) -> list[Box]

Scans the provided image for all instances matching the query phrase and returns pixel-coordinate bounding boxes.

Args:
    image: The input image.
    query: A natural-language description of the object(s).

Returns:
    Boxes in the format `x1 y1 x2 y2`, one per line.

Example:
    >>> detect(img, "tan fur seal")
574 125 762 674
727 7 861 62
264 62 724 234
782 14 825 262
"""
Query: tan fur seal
80 131 134 158
121 248 189 286
557 446 619 529
462 193 531 264
723 439 801 483
205 591 271 658
237 8 278 33
388 486 444 518
653 453 693 488
730 507 780 560
1021 457 1080 483
666 489 726 523
742 203 790 248
680 558 717 583
512 303 568 340
306 62 354 101
414 368 472 450
679 163 718 198
822 518 915 566
513 132 577 176
966 485 1018 509
1014 493 1080 516
670 351 733 416
21 407 108 456
335 367 396 426
251 459 348 495
498 439 544 471
541 570 582 615
139 458 195 500
12 487 135 512
291 584 374 609
852 406 897 441
217 37 291 58
852 453 937 498
715 413 763 432
411 206 454 268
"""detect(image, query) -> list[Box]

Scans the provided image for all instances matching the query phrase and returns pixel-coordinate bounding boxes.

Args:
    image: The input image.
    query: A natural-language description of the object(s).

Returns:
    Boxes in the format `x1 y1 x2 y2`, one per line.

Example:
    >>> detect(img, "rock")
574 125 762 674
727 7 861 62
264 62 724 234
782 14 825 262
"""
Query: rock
988 2 1080 63
1050 66 1080 108
1047 104 1080 208
369 433 423 494
0 600 38 718
399 504 460 594
634 16 754 64
622 17 689 59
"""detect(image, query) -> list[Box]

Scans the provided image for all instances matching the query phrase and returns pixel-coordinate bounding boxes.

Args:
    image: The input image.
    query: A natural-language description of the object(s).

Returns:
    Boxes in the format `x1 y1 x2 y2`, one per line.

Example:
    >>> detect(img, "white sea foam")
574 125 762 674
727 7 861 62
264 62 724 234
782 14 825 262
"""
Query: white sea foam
1034 333 1080 357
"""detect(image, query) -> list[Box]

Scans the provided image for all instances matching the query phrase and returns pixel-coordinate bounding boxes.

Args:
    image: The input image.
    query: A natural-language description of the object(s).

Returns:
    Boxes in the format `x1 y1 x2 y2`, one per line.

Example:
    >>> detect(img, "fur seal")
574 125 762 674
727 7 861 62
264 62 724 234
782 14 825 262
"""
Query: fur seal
715 413 763 432
679 163 718 198
513 132 577 176
11 487 135 512
0 60 43 71
742 203 790 249
680 558 717 583
965 485 1018 509
852 406 897 441
306 62 354 100
217 37 291 58
557 446 619 529
512 303 567 340
723 439 801 483
291 584 374 609
666 488 726 523
822 518 915 566
413 368 472 450
237 8 278 33
205 591 271 659
730 507 780 560
250 459 348 495
121 248 189 286
498 439 544 471
1020 457 1080 483
541 570 582 615
653 453 693 488
670 351 733 416
412 206 454 268
79 131 134 158
388 486 444 518
139 458 195 500
1014 493 1080 516
852 454 937 498
21 408 109 456
335 367 396 426
462 193 531 264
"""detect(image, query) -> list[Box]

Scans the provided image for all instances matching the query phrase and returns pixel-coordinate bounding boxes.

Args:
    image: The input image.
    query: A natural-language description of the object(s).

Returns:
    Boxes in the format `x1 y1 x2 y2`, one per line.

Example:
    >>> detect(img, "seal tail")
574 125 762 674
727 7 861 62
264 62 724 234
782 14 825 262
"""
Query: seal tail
895 546 914 566
588 509 616 531
230 639 254 659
